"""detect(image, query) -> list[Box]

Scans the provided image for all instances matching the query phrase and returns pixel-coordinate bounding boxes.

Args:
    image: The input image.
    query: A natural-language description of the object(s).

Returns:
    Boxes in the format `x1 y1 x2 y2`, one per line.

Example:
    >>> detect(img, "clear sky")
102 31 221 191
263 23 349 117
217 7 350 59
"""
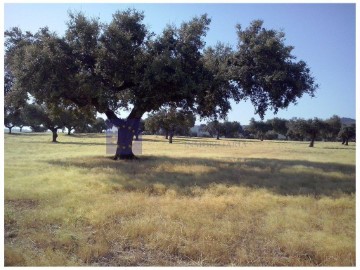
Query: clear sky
4 3 356 125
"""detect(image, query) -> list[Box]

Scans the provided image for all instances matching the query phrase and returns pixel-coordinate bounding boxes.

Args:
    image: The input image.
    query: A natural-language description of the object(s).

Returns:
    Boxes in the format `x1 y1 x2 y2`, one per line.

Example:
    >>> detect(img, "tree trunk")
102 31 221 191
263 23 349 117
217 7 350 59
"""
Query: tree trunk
67 127 72 135
135 132 139 141
169 130 174 144
19 126 23 132
51 129 58 143
309 136 315 147
105 108 143 160
165 130 169 140
113 118 140 160
8 127 12 134
216 131 220 140
345 138 349 146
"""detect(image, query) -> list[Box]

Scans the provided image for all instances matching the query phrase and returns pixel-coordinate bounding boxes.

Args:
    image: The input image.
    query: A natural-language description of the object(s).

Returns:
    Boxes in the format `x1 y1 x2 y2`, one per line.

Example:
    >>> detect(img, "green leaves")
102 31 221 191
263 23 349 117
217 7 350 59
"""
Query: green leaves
233 20 317 119
5 10 317 125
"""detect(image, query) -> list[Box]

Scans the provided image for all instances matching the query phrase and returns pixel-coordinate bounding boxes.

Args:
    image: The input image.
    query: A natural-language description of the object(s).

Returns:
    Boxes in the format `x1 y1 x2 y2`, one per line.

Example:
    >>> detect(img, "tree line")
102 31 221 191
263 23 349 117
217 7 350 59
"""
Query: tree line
5 9 318 159
142 112 355 147
246 116 355 147
4 103 107 140
5 99 355 148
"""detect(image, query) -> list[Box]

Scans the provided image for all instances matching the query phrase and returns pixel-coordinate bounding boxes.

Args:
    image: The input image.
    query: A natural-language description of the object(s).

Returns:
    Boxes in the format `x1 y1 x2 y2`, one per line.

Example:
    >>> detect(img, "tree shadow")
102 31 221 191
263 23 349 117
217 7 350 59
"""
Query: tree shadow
16 140 111 147
71 133 106 138
323 147 356 150
47 155 355 197
140 138 167 143
58 141 112 146
4 132 49 136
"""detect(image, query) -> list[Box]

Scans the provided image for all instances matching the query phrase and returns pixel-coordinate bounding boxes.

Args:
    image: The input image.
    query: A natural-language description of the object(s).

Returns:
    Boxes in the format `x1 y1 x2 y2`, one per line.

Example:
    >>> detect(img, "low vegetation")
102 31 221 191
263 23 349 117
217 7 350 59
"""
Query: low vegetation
4 133 355 266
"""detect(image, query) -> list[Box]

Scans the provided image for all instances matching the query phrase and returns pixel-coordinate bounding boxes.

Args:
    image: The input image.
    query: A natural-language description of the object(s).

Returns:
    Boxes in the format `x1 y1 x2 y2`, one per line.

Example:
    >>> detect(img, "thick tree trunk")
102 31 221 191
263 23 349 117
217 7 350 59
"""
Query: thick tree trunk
345 138 349 146
113 118 141 160
105 108 142 160
8 127 12 134
51 129 58 143
19 126 23 132
216 132 220 140
67 127 72 135
165 130 169 140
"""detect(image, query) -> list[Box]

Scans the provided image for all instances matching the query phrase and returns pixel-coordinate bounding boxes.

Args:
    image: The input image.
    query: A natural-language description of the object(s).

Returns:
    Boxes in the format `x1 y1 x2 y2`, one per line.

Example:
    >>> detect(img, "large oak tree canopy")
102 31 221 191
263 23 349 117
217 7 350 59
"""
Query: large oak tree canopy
5 9 317 158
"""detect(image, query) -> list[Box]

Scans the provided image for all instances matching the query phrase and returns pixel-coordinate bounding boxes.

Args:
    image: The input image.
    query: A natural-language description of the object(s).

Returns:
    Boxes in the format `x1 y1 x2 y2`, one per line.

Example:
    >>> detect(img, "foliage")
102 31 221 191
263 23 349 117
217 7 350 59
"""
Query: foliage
203 120 224 139
144 107 196 141
232 20 317 119
287 117 326 147
338 124 356 145
202 120 242 139
5 11 318 158
22 103 69 142
247 118 272 141
4 106 23 133
92 118 108 133
62 106 97 135
321 115 342 141
268 118 288 138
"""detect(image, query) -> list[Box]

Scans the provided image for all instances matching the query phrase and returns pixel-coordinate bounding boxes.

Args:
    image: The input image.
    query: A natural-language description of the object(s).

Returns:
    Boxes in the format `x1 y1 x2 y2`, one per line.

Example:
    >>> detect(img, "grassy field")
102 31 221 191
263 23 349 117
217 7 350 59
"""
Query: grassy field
4 132 356 266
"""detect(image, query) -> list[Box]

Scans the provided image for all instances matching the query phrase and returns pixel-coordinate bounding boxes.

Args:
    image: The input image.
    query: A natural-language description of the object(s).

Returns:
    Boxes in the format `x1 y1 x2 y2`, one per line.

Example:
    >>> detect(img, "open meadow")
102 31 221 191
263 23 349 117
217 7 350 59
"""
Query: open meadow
4 133 356 266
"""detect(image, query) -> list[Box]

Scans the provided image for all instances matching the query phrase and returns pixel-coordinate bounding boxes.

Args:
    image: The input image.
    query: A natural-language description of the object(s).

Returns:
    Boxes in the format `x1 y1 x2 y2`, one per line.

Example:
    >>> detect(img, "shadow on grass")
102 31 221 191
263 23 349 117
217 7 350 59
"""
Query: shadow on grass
47 155 355 197
58 141 112 146
5 132 49 136
323 146 356 150
71 133 106 138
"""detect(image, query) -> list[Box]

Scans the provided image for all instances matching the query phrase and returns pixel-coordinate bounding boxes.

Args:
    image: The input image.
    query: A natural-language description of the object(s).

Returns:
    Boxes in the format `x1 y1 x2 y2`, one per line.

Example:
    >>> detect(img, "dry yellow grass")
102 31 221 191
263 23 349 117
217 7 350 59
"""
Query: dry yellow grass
4 133 356 266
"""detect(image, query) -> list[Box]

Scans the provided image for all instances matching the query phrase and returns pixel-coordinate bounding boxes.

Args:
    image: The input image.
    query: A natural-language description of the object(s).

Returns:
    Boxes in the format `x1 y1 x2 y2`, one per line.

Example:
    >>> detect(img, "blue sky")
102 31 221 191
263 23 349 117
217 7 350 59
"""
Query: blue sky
4 3 356 125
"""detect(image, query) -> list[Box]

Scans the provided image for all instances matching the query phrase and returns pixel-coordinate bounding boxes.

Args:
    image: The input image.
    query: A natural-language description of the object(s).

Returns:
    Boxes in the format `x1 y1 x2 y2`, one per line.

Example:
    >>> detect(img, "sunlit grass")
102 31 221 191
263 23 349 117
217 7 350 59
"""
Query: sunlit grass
4 132 355 266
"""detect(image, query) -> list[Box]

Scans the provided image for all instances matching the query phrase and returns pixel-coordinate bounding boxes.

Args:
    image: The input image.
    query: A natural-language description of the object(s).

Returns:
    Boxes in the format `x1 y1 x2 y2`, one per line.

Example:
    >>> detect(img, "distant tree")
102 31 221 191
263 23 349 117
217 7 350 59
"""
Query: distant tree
288 118 325 147
338 124 356 145
133 119 145 140
92 117 108 133
144 114 162 135
264 130 279 140
321 115 342 141
286 118 304 141
204 120 225 140
144 108 195 143
23 103 68 142
269 118 289 139
4 106 22 134
164 107 196 143
222 121 243 138
30 125 48 132
198 124 208 137
63 106 97 135
247 118 272 141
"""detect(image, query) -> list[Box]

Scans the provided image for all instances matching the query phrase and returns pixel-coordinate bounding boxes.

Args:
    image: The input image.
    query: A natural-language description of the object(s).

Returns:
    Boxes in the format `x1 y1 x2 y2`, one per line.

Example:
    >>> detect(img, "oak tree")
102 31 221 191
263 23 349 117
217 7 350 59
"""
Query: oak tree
6 11 317 159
